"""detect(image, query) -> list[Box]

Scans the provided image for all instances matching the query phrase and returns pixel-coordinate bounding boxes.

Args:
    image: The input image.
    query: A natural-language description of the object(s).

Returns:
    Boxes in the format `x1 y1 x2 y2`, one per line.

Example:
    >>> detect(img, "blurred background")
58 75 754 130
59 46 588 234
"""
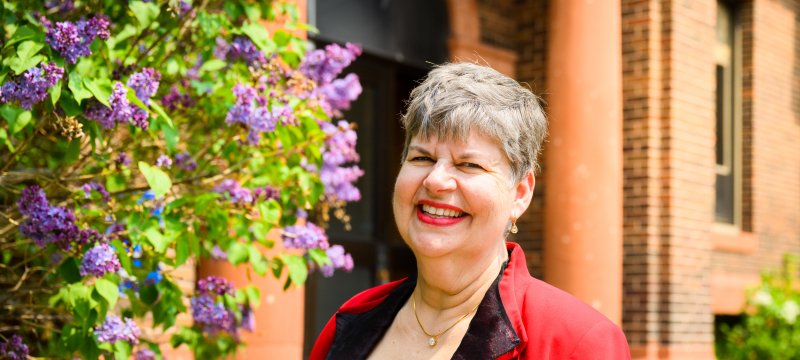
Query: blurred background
216 0 800 359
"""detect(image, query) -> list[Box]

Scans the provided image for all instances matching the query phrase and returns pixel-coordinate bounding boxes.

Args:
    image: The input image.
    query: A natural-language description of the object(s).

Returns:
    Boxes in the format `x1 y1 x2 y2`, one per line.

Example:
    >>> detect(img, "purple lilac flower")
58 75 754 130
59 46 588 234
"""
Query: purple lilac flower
318 120 364 202
210 245 228 260
82 181 110 202
134 349 156 360
320 244 354 278
282 222 329 250
116 152 132 166
253 185 280 202
0 62 64 109
162 84 195 111
213 179 254 205
156 154 172 169
95 315 140 344
80 243 121 277
84 82 149 130
225 84 278 144
0 335 28 360
44 0 75 13
215 36 265 67
174 151 197 171
17 185 96 249
191 294 235 334
299 43 362 85
240 305 256 332
319 73 362 115
197 276 234 296
127 68 161 106
43 15 110 64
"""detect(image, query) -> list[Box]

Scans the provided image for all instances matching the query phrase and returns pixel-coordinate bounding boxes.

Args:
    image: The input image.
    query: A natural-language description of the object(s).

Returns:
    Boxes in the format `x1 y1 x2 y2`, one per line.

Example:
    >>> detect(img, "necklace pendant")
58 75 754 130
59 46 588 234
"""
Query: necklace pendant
428 336 437 347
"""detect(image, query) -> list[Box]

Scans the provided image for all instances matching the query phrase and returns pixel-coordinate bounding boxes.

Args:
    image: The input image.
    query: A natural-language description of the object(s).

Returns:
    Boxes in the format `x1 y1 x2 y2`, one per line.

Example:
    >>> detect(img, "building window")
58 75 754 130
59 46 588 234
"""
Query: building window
714 0 742 226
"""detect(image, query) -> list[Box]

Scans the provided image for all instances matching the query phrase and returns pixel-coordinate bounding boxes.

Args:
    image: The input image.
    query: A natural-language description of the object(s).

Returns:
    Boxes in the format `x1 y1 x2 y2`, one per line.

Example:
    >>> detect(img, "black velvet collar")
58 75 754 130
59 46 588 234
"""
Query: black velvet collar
326 262 520 360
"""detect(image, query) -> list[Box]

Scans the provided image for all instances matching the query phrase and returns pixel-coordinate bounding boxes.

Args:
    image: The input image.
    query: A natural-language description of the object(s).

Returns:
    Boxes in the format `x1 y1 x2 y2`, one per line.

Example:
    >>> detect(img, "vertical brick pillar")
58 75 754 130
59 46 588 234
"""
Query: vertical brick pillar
543 0 623 324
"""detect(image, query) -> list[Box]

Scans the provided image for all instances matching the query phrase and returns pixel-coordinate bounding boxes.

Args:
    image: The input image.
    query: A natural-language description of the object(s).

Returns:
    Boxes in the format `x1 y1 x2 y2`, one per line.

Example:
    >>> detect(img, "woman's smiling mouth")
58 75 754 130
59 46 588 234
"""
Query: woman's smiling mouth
416 201 467 225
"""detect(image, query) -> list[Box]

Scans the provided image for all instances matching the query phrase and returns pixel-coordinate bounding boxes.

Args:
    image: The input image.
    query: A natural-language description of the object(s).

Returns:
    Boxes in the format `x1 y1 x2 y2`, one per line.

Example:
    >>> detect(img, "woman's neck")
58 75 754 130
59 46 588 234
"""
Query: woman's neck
415 240 508 312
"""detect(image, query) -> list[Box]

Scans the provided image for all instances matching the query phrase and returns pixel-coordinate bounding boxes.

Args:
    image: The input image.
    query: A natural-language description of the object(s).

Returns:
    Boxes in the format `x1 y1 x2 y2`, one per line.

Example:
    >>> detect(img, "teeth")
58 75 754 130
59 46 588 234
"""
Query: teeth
421 204 464 218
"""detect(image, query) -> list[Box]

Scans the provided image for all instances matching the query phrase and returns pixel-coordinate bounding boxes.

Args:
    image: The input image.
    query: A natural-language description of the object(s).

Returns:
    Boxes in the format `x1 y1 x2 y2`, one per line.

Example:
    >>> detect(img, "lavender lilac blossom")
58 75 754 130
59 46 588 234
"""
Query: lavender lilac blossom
82 181 110 202
281 222 329 250
196 276 234 296
95 315 140 344
156 154 172 168
84 82 149 130
215 36 266 67
134 349 156 360
162 83 195 111
80 242 121 277
127 68 161 106
0 62 64 109
191 294 235 334
319 120 364 202
17 185 97 249
320 244 354 278
0 335 28 360
299 42 362 85
225 84 277 145
174 151 198 171
43 15 110 64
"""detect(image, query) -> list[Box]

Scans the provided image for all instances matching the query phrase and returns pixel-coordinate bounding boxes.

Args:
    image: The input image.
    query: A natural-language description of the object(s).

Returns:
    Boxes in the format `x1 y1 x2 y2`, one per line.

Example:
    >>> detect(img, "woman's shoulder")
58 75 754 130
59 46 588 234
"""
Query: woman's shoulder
509 275 630 358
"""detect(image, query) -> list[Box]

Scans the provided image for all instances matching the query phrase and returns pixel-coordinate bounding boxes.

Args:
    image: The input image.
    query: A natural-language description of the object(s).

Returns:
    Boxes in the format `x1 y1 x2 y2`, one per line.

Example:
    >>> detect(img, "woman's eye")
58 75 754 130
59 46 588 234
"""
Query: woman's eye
409 156 433 162
460 162 485 170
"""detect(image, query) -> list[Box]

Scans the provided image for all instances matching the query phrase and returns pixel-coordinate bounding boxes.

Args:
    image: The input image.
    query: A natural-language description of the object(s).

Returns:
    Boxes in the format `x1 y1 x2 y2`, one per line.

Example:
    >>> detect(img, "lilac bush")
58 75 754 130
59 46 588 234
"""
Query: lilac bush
1 1 359 358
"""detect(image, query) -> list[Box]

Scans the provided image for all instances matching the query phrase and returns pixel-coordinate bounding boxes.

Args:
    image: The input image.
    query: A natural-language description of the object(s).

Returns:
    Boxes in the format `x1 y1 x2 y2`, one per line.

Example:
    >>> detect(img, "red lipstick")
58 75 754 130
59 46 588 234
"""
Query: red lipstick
416 200 467 226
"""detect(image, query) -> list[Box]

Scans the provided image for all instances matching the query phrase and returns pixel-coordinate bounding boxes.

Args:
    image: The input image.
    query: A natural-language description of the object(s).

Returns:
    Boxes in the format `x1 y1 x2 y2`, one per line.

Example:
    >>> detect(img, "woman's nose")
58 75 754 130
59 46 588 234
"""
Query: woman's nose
422 162 456 193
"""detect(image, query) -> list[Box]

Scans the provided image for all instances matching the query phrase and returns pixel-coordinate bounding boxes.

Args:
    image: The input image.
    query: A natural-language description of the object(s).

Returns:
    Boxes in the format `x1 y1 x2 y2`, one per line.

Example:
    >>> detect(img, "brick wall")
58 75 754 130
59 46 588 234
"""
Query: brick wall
509 0 548 280
711 0 800 298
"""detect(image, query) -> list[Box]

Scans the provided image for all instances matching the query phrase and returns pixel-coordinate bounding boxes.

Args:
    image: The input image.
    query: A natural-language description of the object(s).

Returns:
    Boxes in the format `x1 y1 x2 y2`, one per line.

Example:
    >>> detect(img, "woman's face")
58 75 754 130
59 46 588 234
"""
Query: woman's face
393 130 534 259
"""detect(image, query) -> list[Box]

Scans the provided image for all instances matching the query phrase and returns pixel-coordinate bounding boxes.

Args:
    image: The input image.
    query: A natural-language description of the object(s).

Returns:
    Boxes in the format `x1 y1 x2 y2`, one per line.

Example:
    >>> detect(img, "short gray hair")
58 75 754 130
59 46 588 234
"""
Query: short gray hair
400 62 548 182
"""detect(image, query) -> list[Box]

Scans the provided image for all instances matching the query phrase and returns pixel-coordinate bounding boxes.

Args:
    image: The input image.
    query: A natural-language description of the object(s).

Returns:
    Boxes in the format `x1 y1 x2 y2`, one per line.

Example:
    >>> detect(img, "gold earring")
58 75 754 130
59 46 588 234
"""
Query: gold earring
510 220 518 234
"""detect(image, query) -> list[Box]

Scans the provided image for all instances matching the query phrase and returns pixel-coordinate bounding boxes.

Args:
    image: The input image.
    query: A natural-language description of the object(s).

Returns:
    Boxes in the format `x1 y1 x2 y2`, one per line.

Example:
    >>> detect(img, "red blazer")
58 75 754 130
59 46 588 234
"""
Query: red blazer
310 242 631 359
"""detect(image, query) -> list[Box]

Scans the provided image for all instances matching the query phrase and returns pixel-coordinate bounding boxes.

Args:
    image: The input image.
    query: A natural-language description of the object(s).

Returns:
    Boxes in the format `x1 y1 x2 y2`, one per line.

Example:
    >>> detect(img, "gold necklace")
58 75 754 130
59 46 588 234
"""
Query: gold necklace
411 291 481 347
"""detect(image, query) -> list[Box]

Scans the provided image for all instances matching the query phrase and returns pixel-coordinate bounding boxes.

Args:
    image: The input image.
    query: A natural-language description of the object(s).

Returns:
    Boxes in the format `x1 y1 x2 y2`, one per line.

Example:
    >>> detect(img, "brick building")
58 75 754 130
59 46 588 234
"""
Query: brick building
211 1 800 358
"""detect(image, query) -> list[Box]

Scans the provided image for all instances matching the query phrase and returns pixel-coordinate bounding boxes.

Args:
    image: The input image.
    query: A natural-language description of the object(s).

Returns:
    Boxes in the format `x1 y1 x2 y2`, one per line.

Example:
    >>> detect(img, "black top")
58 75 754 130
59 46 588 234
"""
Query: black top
326 261 520 359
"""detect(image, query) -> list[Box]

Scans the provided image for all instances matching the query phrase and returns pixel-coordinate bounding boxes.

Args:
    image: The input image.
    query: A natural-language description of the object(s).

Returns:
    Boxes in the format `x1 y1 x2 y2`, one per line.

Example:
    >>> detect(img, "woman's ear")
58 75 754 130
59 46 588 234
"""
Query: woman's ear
512 170 536 218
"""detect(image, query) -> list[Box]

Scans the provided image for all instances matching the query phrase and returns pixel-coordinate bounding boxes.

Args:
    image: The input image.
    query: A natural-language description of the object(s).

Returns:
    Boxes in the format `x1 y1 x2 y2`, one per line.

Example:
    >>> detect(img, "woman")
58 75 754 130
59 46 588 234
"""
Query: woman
310 63 630 359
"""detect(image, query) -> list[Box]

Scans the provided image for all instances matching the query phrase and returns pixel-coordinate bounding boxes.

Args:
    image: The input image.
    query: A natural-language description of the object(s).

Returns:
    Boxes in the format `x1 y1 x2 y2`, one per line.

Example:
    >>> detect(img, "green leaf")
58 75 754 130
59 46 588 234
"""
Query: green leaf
199 59 227 73
273 30 291 47
241 21 273 53
161 120 178 153
11 111 31 134
68 73 93 104
0 129 14 152
260 199 281 224
282 254 308 286
59 93 82 116
130 1 160 31
111 239 132 273
4 25 40 49
49 82 62 106
144 227 173 254
175 237 189 266
84 78 112 108
57 257 82 283
94 278 119 309
245 286 261 307
150 101 174 128
138 161 172 198
8 40 45 74
9 54 45 75
308 248 331 267
227 242 249 265
113 339 132 360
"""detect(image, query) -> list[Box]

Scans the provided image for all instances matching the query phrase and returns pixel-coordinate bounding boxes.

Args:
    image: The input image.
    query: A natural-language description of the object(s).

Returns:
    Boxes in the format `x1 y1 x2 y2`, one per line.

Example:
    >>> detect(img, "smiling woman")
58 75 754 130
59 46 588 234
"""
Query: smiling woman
310 63 631 359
